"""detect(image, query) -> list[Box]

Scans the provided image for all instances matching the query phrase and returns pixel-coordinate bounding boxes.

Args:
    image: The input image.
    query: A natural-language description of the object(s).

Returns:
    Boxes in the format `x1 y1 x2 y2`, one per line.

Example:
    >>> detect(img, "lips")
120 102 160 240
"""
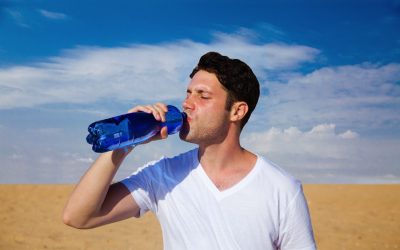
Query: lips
179 114 190 138
180 112 191 133
183 111 192 123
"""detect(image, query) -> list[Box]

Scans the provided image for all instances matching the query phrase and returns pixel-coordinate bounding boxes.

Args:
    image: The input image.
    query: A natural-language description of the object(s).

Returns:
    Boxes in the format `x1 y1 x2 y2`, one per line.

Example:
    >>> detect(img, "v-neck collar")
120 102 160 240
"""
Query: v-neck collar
194 151 261 201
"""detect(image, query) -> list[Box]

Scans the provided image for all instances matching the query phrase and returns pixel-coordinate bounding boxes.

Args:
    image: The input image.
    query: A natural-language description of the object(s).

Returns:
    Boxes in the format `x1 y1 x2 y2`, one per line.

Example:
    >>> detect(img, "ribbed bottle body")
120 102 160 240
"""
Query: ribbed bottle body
86 105 185 153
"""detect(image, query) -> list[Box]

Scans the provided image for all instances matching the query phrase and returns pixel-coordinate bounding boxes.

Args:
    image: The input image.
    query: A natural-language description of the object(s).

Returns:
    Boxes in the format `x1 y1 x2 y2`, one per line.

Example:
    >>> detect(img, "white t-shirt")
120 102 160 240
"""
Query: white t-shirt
121 148 316 250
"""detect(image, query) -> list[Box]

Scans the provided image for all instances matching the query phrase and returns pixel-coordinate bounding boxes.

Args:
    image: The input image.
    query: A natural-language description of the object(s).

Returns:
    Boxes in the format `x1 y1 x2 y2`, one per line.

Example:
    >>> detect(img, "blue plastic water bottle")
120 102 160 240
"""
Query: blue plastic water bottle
86 105 186 153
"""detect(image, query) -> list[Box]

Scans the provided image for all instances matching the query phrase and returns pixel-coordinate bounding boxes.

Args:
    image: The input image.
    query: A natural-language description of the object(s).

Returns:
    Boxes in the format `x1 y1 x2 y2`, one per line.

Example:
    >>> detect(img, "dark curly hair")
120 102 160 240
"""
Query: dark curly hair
190 52 260 129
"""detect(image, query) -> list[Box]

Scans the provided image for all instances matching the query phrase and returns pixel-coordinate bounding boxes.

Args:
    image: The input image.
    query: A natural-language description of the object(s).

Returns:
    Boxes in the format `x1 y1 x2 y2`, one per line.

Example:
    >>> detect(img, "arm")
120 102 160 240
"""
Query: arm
62 103 169 229
278 186 316 250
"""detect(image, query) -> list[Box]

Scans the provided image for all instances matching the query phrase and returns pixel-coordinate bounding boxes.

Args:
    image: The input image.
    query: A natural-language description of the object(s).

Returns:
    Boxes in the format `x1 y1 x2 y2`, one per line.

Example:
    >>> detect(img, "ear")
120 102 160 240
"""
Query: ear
230 102 248 122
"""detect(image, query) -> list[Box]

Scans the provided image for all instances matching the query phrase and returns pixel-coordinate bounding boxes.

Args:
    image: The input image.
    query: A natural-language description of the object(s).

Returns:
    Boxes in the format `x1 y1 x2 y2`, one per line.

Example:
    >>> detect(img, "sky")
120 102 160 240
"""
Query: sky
0 0 399 184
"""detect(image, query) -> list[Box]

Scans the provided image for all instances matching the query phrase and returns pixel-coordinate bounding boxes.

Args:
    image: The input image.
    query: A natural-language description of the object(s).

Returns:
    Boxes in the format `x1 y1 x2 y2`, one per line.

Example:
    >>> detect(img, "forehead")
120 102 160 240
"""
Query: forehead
187 70 225 92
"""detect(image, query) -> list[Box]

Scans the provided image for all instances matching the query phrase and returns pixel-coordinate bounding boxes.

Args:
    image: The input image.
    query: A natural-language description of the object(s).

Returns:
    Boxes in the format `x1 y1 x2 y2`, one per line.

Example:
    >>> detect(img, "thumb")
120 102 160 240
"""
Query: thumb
159 126 168 140
142 126 168 144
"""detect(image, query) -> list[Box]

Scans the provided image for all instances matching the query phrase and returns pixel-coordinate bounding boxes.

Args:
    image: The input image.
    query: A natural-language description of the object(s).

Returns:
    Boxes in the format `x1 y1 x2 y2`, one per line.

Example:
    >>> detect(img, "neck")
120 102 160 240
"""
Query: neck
197 126 255 173
196 127 257 191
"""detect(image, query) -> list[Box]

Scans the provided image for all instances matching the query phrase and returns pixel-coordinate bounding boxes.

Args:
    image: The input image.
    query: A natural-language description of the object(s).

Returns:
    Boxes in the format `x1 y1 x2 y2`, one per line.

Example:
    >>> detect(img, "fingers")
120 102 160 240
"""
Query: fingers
127 103 169 145
128 103 168 122
140 124 169 146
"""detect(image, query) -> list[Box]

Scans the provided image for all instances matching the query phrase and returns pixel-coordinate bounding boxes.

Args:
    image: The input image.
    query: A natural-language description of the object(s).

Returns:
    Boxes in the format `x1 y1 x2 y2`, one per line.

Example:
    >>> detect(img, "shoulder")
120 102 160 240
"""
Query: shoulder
255 156 302 196
162 147 198 165
255 156 308 220
130 147 199 179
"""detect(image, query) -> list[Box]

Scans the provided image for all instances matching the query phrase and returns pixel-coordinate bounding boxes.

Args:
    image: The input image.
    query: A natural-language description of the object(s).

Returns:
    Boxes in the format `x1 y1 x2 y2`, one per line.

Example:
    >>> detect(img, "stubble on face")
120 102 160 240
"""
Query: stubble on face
179 70 231 146
179 109 230 145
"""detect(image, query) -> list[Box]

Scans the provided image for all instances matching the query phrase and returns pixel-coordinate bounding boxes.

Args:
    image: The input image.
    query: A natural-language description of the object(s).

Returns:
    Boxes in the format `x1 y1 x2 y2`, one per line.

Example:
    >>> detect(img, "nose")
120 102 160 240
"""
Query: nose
182 95 194 111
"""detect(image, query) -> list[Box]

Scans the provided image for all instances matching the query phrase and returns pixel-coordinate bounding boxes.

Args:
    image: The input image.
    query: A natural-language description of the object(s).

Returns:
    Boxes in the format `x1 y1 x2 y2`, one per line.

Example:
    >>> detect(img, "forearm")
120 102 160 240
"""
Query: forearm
63 148 131 227
63 103 170 228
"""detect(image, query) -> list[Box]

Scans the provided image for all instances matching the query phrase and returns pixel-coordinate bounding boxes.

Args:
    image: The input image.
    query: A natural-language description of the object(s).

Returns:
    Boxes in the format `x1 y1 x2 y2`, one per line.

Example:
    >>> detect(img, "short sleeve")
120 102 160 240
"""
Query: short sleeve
120 159 165 217
278 185 317 250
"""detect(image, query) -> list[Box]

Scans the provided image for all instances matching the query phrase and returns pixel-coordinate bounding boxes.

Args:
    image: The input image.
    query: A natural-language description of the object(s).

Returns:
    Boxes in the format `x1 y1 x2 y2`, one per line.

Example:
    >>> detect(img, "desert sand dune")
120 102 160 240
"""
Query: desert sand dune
0 184 399 249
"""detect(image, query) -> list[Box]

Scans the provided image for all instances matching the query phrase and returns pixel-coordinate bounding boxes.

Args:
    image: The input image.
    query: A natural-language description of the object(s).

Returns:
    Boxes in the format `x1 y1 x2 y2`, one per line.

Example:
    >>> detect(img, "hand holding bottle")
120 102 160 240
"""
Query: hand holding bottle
86 103 186 153
127 103 170 144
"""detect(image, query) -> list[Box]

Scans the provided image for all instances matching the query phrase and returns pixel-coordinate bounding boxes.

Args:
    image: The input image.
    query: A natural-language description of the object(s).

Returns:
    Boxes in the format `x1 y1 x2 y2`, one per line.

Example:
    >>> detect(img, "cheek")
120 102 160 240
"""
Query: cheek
205 110 230 129
196 98 211 107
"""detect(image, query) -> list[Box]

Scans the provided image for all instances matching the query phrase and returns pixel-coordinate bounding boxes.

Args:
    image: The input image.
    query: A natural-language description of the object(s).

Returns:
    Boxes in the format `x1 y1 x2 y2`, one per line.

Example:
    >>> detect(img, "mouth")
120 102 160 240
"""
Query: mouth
179 112 190 135
183 111 192 123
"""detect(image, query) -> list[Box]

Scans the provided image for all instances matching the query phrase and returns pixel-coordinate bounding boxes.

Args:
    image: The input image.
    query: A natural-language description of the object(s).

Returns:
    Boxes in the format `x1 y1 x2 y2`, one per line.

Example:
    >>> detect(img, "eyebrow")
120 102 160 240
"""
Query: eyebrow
186 88 213 95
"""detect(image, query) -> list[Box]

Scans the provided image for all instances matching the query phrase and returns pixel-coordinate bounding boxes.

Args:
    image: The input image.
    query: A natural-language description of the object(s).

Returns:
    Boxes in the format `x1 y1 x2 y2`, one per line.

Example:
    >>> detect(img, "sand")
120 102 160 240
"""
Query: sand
0 184 399 250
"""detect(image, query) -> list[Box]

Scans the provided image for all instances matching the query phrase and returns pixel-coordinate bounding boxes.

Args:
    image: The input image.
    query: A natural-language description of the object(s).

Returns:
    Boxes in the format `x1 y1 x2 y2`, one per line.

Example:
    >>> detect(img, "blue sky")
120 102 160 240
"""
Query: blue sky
0 0 399 183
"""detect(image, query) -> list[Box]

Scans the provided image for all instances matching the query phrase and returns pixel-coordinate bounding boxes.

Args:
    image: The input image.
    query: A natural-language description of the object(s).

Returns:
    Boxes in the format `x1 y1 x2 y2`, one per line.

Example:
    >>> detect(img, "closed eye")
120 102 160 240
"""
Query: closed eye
186 89 212 99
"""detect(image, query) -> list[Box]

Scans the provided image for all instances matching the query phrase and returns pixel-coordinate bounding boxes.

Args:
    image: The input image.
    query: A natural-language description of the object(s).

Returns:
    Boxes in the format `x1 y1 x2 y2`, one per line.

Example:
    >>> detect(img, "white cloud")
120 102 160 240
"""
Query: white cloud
242 123 400 183
6 9 29 28
0 33 319 109
39 156 55 164
10 153 23 160
339 130 359 139
257 63 400 132
75 157 94 163
0 29 399 183
27 127 62 135
38 9 67 20
244 123 360 161
210 32 319 71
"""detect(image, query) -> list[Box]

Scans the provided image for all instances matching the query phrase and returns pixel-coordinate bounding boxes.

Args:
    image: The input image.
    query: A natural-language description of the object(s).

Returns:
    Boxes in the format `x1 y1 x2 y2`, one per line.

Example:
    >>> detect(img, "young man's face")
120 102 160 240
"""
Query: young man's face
179 70 231 145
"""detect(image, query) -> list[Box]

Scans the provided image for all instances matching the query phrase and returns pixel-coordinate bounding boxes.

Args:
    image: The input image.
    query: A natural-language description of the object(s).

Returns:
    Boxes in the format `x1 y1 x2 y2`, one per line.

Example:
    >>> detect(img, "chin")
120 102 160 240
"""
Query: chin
179 122 191 140
179 129 189 141
179 130 197 144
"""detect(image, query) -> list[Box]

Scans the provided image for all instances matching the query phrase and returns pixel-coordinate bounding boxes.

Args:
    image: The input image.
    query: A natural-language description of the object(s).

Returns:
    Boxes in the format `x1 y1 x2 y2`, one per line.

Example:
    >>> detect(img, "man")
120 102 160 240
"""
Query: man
63 52 316 250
